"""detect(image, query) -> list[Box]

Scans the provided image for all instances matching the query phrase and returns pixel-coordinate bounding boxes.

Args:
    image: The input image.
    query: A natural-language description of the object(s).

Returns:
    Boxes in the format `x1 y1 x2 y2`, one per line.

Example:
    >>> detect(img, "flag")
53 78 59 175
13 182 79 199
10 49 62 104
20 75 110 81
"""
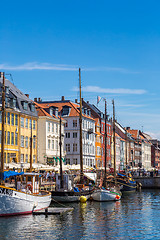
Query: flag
97 96 101 105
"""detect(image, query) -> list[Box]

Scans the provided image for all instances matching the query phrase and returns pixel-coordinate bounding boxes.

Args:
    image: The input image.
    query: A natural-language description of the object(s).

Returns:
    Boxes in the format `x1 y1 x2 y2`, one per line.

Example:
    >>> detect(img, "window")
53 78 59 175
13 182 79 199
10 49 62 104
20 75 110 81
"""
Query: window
52 123 54 132
33 155 36 163
66 144 70 152
33 138 36 149
23 102 28 110
11 132 14 145
25 137 28 148
26 118 28 128
4 131 7 144
25 154 28 163
66 132 70 138
21 154 24 163
7 132 10 145
48 139 51 149
73 132 77 138
56 140 58 150
7 153 10 163
15 115 18 126
21 117 24 128
48 122 50 132
73 158 78 165
30 104 35 112
65 121 68 127
21 135 24 147
66 158 70 164
52 140 54 150
15 133 18 146
7 112 10 125
56 124 58 133
33 120 36 130
73 143 77 152
29 119 32 129
11 114 14 125
73 120 77 127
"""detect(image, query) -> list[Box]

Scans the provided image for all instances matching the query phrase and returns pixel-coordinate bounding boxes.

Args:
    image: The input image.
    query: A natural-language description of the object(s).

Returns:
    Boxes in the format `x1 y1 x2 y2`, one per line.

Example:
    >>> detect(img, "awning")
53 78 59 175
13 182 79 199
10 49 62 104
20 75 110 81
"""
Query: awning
3 170 24 180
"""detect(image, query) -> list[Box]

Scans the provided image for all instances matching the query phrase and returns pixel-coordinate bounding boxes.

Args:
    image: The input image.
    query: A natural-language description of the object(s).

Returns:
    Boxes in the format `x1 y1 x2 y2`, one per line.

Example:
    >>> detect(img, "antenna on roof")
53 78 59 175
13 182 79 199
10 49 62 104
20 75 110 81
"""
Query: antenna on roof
5 73 14 85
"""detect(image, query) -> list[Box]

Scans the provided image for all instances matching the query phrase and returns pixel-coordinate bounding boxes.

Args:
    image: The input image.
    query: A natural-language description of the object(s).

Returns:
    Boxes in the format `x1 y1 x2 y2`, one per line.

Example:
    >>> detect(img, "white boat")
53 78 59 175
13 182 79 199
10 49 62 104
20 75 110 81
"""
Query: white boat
0 172 51 216
91 188 121 202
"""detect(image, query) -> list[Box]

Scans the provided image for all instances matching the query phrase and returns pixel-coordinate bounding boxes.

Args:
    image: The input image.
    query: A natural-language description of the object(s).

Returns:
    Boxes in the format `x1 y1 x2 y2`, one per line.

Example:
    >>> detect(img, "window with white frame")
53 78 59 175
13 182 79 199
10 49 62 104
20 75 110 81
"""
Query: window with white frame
25 136 28 148
11 132 14 145
33 155 36 163
73 120 77 127
21 117 24 128
7 131 10 145
66 132 70 138
11 114 14 126
73 132 77 138
48 122 50 132
56 140 58 150
73 158 78 165
66 144 70 152
25 154 28 163
26 118 28 128
48 139 51 149
66 158 70 164
33 138 36 149
20 154 24 163
52 140 54 150
33 120 36 130
73 143 77 152
21 135 24 147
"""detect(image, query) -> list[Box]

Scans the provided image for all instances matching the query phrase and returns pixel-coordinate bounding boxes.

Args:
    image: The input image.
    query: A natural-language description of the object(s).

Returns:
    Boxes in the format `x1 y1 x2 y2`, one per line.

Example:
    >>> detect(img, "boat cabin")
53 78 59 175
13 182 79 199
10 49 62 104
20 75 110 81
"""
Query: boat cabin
16 172 40 194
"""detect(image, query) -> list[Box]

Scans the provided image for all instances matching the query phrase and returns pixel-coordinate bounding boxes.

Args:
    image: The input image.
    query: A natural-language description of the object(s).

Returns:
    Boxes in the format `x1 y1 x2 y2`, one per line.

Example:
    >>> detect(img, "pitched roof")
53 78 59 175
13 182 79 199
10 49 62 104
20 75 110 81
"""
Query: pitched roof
37 100 95 120
34 102 58 118
127 129 139 139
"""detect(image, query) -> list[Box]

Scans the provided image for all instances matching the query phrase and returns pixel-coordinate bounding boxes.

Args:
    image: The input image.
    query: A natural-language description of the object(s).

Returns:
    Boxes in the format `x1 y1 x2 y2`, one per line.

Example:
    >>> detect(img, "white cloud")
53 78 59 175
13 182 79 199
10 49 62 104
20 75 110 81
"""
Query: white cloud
73 85 146 95
0 62 138 73
0 62 78 71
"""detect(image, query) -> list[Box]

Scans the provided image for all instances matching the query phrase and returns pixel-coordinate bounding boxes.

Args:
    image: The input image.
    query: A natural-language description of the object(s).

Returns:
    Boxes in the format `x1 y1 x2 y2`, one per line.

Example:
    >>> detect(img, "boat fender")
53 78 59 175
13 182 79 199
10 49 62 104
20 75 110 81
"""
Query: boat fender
26 184 33 193
115 195 120 200
80 196 87 203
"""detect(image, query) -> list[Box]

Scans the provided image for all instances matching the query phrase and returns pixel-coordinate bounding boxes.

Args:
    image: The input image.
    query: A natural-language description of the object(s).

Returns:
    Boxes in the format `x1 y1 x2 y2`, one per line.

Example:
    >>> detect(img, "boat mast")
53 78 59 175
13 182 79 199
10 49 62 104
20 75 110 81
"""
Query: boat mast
125 130 128 170
112 99 116 182
0 72 5 181
79 68 83 184
59 110 63 189
104 99 107 187
29 118 33 172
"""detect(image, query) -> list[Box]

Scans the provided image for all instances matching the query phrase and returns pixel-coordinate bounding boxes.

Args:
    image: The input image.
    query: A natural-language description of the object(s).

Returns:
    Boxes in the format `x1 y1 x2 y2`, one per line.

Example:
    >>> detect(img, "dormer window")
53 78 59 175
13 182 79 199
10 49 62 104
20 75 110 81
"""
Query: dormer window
5 86 9 94
22 101 28 110
62 106 71 116
49 107 53 116
30 104 35 112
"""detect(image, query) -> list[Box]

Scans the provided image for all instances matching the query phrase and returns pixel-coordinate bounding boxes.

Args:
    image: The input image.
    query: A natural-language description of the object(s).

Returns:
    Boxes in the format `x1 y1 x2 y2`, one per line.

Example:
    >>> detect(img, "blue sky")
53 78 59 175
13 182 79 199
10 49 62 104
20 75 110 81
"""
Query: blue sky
1 0 160 138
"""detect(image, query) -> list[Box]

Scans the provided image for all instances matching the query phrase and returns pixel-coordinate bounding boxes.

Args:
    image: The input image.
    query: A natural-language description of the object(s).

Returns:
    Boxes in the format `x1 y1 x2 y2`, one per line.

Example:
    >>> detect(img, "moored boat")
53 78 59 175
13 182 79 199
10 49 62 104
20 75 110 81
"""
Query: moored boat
116 173 136 192
91 188 121 202
0 172 51 216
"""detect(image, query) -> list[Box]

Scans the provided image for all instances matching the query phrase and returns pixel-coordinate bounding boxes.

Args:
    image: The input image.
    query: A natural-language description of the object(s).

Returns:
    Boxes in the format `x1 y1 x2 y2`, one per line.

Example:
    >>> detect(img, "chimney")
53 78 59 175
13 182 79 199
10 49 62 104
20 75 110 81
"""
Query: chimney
25 94 29 98
126 127 130 130
61 96 65 101
75 99 78 103
38 98 42 102
34 98 37 102
87 101 89 104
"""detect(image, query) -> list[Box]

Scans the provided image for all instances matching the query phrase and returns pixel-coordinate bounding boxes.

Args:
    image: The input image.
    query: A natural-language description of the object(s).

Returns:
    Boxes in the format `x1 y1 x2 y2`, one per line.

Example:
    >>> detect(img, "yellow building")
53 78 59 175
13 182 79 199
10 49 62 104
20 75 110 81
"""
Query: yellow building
0 77 38 168
95 118 102 168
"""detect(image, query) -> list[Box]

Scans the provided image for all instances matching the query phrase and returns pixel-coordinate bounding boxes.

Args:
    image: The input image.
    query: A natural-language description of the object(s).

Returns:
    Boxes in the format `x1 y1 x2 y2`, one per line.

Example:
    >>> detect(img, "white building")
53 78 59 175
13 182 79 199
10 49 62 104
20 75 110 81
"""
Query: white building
35 97 96 167
34 102 65 165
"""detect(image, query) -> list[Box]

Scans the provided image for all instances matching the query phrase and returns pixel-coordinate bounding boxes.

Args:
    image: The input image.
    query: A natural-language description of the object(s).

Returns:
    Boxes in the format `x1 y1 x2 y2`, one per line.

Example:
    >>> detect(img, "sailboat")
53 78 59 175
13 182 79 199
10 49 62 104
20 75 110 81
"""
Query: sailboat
51 68 94 202
91 99 121 201
0 72 51 216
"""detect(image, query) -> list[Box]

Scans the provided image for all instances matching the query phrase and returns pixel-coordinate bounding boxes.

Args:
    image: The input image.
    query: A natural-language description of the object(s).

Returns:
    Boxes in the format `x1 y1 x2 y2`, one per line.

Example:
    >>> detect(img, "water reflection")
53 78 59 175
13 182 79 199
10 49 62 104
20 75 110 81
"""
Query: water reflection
0 190 160 239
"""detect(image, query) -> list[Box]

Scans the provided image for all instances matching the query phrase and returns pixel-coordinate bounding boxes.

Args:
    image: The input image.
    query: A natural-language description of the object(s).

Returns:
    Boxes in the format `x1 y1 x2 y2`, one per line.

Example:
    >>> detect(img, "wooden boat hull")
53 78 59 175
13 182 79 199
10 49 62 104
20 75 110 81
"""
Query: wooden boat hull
0 186 51 216
116 179 136 192
51 189 93 202
91 189 121 202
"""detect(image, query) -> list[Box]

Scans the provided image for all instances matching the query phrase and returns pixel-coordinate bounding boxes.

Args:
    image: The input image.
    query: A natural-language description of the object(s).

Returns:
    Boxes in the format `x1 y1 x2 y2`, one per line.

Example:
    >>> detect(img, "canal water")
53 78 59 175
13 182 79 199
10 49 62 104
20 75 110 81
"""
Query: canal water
0 190 160 240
